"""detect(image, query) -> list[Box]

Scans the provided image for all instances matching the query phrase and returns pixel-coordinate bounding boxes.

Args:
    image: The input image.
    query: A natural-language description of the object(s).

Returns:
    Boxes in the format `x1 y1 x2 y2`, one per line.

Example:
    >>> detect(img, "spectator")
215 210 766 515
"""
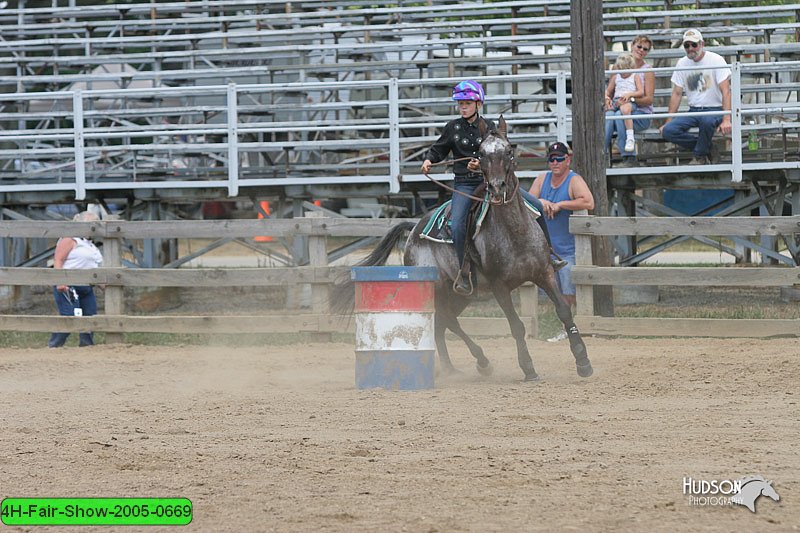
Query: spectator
528 142 595 340
604 35 655 167
604 53 645 158
660 29 732 165
421 80 564 295
49 211 103 348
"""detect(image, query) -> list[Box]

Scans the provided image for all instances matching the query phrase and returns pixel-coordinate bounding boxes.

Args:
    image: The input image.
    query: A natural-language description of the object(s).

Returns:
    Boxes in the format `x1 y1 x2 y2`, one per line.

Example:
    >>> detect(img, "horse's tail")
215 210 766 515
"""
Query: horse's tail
330 221 415 316
357 221 415 267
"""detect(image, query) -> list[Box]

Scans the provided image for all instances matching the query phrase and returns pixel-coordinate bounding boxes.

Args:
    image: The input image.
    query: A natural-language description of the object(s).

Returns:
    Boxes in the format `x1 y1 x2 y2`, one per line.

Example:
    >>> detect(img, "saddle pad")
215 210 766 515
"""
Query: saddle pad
420 194 539 244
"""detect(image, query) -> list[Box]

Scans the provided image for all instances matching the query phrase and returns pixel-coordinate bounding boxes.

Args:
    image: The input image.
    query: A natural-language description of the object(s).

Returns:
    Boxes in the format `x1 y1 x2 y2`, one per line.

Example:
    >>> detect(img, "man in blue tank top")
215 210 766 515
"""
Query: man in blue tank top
529 142 595 335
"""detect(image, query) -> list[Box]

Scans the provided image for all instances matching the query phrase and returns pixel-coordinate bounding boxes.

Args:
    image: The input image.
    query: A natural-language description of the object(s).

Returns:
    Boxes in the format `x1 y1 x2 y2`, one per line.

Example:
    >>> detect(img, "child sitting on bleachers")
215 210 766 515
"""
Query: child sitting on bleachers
605 52 645 153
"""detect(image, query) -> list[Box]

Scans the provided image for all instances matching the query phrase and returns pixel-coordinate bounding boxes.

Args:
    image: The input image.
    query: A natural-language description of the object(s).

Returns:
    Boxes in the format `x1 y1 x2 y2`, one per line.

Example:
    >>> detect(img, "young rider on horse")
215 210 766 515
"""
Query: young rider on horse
421 80 567 296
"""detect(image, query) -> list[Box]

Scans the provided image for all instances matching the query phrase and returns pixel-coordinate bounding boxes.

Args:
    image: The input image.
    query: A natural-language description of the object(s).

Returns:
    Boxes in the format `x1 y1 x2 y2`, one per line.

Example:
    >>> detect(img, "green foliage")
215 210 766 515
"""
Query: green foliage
0 331 50 349
0 331 354 349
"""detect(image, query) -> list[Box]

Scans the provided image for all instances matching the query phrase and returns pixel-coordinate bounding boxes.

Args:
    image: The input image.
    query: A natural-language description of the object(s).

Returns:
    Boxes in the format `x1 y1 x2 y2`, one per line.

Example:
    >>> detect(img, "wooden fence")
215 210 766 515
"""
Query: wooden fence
0 216 540 340
571 215 800 338
4 215 797 341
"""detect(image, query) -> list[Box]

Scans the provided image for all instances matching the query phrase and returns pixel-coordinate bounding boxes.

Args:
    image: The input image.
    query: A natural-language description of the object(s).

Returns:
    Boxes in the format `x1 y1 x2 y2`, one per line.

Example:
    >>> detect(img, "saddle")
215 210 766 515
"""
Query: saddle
420 186 541 244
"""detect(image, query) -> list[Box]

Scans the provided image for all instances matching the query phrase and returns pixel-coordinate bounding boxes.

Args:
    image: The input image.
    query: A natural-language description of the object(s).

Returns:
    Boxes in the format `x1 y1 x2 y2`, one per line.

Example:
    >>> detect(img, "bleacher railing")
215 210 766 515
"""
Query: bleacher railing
0 61 798 200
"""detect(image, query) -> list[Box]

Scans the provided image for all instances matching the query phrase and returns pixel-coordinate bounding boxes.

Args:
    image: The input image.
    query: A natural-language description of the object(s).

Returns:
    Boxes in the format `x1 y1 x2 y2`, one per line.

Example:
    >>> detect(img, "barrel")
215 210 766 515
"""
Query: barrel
352 266 439 390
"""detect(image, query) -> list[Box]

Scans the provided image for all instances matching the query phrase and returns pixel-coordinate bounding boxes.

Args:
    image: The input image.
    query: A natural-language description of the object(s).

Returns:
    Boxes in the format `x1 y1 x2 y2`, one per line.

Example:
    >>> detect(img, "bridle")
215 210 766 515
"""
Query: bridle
482 136 520 205
421 137 520 205
486 154 520 206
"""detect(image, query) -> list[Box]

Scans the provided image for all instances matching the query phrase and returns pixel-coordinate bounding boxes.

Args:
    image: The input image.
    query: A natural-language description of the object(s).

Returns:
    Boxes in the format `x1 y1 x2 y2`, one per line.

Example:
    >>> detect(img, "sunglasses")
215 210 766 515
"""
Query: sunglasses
635 44 651 52
548 155 567 163
683 41 699 49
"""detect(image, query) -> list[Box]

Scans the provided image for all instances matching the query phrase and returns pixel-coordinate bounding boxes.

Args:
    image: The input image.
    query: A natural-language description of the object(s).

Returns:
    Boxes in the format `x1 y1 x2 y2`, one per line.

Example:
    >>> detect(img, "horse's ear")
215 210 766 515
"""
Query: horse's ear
498 115 507 139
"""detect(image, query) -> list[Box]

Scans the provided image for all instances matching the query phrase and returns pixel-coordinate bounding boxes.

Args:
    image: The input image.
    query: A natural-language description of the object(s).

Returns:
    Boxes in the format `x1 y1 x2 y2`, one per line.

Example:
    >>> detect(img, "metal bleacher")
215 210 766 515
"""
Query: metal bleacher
0 1 798 269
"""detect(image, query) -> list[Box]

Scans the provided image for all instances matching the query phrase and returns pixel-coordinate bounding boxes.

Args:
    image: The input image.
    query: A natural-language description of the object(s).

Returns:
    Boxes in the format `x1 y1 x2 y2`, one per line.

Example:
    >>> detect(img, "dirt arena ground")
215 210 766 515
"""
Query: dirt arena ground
1 336 797 532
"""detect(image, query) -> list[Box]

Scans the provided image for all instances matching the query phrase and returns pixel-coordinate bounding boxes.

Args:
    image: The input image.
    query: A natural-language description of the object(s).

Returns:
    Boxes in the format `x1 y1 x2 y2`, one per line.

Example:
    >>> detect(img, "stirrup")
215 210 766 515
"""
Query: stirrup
453 271 474 296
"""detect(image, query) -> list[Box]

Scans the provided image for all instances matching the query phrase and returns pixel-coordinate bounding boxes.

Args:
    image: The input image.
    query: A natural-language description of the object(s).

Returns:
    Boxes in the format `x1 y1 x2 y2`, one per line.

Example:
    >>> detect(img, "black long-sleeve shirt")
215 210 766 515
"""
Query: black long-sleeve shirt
424 116 496 180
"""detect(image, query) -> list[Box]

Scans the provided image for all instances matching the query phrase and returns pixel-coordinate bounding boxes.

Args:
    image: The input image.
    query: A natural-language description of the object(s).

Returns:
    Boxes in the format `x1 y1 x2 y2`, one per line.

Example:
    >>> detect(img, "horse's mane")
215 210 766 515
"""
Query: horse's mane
739 475 768 486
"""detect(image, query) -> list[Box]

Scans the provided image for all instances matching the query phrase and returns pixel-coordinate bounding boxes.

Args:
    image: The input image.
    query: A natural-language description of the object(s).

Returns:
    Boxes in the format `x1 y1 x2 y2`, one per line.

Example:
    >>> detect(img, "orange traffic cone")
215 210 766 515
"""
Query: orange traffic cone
255 201 272 242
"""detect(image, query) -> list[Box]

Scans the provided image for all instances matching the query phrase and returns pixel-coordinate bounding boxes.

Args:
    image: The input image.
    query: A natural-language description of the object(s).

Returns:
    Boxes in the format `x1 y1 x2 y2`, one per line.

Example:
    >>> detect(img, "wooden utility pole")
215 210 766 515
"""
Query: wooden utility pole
570 0 615 317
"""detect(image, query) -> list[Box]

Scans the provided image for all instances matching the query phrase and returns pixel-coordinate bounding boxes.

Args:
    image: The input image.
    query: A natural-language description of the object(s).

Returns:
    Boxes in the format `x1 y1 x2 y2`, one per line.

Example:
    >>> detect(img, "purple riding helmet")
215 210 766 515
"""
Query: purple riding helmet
452 80 485 103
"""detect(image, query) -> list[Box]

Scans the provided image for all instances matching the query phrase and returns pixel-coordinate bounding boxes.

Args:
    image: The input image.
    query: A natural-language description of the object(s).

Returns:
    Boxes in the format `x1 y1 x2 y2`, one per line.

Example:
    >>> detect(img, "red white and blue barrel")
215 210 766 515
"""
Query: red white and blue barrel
352 266 439 390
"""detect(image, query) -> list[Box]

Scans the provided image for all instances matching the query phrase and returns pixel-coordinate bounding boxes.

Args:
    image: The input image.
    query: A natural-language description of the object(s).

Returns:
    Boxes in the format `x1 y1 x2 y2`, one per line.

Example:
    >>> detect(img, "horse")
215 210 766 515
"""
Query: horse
337 116 592 381
731 476 780 512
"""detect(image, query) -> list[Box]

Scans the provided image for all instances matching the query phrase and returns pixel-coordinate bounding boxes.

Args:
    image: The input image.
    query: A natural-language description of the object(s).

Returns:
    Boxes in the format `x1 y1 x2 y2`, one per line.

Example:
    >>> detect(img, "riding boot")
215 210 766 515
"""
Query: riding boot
453 257 474 296
537 216 569 271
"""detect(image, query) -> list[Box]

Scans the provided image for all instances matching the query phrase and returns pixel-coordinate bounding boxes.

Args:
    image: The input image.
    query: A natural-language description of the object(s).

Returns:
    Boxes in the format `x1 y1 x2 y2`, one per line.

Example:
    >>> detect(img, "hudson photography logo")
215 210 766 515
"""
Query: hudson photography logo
683 475 780 512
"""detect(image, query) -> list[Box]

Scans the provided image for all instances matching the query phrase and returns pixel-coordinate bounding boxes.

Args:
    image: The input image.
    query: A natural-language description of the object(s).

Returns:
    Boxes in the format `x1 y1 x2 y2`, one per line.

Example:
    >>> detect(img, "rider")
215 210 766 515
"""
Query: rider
421 80 567 296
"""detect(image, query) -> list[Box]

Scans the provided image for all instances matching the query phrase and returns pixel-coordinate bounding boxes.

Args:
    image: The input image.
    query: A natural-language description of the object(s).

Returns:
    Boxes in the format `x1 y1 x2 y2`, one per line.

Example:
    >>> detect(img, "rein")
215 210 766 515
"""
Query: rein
423 157 486 202
422 145 521 206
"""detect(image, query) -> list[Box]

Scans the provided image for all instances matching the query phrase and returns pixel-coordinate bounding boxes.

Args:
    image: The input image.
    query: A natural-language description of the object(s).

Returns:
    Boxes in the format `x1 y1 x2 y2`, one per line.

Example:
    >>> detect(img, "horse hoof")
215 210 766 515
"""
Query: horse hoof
476 361 493 377
576 361 593 378
524 373 540 382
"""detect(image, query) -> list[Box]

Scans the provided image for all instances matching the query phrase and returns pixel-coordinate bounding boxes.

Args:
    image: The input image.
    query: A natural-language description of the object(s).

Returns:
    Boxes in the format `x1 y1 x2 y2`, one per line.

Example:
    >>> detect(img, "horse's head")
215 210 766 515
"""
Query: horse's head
734 476 781 512
761 481 780 502
478 115 518 204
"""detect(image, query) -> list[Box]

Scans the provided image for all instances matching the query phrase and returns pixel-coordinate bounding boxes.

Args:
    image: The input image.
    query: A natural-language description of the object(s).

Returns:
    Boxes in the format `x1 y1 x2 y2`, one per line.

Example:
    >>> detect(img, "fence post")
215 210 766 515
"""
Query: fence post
306 212 331 341
72 91 86 201
103 224 124 344
730 62 743 183
388 78 400 194
227 83 239 197
556 72 568 144
573 213 594 318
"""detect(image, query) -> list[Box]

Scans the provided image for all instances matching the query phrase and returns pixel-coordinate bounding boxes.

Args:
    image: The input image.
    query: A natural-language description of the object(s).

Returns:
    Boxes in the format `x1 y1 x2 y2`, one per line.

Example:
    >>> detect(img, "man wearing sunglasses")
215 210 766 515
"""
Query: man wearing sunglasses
528 143 595 339
660 29 732 165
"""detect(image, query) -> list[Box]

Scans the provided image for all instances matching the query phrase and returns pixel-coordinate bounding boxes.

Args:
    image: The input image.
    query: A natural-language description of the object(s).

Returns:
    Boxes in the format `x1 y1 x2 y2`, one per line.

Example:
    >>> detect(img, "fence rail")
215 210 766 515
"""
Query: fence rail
571 215 800 338
3 216 797 339
0 217 539 338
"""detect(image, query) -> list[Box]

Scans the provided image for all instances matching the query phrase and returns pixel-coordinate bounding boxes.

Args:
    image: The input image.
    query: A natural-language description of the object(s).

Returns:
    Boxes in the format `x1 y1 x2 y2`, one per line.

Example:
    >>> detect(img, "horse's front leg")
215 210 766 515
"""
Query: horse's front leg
490 283 538 381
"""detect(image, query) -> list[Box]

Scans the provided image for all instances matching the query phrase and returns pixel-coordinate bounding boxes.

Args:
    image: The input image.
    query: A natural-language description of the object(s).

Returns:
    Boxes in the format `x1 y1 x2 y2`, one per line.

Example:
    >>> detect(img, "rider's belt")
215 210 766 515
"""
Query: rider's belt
457 172 483 181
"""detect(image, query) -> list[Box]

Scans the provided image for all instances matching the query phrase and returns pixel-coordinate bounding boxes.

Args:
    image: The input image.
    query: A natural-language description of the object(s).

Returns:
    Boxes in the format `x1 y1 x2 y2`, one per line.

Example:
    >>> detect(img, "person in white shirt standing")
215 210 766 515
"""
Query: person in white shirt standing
49 211 104 348
660 29 732 165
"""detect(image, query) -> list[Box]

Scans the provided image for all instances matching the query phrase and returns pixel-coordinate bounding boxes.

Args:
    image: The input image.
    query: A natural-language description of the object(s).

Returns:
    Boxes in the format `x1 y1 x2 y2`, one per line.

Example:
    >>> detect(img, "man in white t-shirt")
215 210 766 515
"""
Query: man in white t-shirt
660 29 732 165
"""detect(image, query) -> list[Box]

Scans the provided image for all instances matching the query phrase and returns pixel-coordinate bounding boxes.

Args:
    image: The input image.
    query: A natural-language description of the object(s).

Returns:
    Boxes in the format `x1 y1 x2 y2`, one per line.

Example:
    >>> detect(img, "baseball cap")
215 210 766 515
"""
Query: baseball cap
682 29 703 43
546 142 571 157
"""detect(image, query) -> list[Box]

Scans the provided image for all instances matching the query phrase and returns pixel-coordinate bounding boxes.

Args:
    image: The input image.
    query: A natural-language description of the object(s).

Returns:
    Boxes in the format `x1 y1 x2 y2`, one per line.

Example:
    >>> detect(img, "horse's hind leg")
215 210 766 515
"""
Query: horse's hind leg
540 282 593 378
490 284 538 381
436 311 490 376
434 315 459 376
445 316 492 375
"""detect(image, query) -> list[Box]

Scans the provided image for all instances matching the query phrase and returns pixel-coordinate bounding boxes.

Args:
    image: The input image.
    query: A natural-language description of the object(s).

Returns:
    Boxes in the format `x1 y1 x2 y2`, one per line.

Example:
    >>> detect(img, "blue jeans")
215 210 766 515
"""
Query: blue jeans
451 178 483 267
554 255 576 296
49 285 97 347
604 107 652 158
519 188 545 214
661 106 723 157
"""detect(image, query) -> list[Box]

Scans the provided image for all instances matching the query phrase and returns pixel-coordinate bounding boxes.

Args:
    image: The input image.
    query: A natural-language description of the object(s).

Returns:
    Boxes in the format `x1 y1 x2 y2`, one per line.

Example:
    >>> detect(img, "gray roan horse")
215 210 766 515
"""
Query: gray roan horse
341 116 592 381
